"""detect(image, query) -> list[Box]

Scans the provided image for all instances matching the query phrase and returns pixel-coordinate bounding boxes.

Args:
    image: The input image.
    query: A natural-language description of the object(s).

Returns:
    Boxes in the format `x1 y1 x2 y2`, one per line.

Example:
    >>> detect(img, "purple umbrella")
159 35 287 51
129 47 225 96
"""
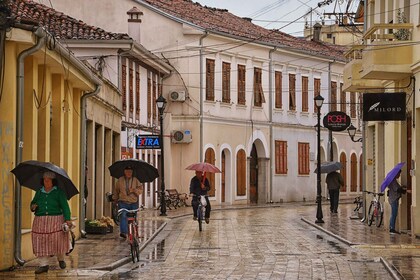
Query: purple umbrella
380 162 405 192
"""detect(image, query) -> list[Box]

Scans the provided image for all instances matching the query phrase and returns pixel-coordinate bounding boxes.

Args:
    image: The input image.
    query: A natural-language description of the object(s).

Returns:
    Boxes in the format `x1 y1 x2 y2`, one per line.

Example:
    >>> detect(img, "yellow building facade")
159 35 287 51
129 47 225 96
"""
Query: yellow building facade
343 1 420 236
0 26 101 269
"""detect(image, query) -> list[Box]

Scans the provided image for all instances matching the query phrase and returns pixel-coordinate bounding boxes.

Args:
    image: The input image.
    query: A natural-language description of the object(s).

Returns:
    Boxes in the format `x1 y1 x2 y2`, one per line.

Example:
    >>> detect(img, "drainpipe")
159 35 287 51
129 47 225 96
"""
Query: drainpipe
14 27 46 266
199 31 208 162
328 61 333 161
79 85 101 237
269 47 277 203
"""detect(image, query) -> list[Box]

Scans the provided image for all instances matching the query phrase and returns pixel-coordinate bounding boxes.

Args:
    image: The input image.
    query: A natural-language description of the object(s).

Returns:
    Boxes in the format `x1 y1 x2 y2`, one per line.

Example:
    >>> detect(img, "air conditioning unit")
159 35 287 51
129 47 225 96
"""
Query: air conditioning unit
171 130 192 144
169 91 186 102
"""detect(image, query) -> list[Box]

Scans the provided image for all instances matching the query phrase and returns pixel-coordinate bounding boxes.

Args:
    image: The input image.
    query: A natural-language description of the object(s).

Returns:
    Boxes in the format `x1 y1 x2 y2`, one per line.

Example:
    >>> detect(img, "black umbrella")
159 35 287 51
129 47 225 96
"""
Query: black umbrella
10 160 79 200
314 161 342 174
108 159 159 183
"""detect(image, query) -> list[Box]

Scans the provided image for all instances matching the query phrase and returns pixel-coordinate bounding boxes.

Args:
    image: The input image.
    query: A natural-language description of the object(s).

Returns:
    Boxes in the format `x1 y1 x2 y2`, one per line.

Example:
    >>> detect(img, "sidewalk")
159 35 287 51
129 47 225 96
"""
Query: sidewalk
2 201 420 279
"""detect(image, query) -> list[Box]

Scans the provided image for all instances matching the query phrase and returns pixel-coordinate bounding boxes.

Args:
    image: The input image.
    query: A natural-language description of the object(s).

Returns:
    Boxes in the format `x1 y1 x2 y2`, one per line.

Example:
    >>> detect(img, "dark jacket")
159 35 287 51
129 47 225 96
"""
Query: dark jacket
189 176 210 196
326 171 344 190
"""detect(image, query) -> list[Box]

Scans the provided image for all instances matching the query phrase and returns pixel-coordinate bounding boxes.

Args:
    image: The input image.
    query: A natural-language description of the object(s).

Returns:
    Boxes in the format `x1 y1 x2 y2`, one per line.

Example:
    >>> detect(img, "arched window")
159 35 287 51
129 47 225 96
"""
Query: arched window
350 153 357 192
205 148 216 197
236 149 246 196
340 152 347 192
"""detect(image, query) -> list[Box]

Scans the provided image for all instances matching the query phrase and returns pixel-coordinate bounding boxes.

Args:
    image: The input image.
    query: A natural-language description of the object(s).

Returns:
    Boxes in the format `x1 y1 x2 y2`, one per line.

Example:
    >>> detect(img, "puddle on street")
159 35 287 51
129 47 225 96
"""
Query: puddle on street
143 239 166 261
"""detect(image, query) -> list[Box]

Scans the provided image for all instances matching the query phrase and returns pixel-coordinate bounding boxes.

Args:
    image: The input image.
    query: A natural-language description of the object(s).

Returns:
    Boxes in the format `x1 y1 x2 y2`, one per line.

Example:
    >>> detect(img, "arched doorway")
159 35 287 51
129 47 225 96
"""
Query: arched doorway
249 144 258 204
221 151 226 203
340 152 347 192
205 148 216 197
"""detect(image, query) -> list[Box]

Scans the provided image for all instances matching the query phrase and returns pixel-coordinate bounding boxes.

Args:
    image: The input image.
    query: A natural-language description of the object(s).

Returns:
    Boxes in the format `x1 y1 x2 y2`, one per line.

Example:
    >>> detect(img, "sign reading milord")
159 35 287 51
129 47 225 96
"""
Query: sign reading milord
136 135 161 149
323 111 351 132
363 92 406 121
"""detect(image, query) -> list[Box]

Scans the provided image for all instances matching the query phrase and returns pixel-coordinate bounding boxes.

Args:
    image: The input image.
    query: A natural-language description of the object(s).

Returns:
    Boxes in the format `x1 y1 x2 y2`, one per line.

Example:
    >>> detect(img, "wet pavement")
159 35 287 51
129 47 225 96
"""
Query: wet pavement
1 201 420 279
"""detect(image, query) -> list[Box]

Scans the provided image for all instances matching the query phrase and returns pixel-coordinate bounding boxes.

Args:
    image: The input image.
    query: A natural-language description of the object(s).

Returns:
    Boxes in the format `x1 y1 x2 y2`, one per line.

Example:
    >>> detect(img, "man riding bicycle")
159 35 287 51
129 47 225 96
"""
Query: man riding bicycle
111 166 143 238
190 171 211 224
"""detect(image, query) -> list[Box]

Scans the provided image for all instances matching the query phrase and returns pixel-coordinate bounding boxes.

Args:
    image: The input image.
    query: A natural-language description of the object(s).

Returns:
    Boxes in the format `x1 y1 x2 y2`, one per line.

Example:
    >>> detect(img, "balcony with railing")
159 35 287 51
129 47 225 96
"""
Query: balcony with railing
360 23 413 80
343 45 383 92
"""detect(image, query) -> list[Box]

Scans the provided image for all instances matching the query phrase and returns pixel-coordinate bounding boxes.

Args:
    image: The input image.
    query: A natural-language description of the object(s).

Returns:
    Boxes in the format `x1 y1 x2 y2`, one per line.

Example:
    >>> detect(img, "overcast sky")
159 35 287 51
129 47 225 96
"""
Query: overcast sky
194 0 358 37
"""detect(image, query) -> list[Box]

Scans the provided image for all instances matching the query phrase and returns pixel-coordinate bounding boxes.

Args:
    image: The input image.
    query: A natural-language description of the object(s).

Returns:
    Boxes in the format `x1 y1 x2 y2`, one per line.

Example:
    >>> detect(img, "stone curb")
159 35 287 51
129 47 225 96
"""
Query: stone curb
380 257 403 280
91 221 167 271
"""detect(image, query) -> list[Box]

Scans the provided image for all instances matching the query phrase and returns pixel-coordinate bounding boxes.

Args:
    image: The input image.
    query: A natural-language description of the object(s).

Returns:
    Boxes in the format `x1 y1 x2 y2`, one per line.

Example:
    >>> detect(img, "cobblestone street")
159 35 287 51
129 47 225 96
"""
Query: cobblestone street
1 202 419 279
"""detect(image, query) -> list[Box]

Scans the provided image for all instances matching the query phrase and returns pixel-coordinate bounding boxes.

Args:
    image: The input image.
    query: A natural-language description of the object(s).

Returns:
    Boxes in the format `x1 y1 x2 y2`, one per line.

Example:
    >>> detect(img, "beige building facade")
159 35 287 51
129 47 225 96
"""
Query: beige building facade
343 1 420 235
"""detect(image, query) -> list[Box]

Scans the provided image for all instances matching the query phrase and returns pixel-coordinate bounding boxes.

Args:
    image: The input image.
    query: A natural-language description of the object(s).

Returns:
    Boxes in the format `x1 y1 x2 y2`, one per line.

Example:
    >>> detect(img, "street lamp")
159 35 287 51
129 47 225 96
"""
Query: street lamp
156 95 167 216
347 124 362 142
315 94 324 224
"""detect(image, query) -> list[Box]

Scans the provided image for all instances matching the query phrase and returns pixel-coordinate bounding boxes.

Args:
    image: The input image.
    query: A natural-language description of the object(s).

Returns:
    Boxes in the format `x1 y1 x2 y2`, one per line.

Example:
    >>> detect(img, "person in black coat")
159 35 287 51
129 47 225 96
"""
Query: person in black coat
189 171 211 223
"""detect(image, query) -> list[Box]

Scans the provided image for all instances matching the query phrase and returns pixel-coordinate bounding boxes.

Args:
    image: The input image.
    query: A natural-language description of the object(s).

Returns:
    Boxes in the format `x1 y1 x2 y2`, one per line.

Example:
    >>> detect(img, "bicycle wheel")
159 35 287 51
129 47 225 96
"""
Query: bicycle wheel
132 237 140 262
375 202 384 227
367 203 374 226
197 207 202 232
112 204 119 226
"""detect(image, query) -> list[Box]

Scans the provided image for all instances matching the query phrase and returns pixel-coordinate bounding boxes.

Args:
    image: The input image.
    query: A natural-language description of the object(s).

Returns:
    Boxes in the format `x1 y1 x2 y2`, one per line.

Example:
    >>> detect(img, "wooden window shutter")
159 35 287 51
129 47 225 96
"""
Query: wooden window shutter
275 71 282 109
275 140 287 174
289 74 296 111
153 77 157 123
205 149 216 197
254 67 263 107
147 76 151 121
122 61 127 111
331 81 337 111
340 83 346 113
222 62 231 103
298 142 309 175
237 65 246 105
314 78 320 112
206 59 215 101
129 65 134 113
302 76 308 112
135 69 140 115
350 92 356 118
236 149 246 196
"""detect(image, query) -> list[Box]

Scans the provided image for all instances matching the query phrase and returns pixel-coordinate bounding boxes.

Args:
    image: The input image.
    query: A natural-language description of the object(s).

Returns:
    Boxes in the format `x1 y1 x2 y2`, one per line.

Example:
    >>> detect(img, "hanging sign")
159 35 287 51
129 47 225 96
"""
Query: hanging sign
363 92 406 121
136 135 161 149
323 111 351 131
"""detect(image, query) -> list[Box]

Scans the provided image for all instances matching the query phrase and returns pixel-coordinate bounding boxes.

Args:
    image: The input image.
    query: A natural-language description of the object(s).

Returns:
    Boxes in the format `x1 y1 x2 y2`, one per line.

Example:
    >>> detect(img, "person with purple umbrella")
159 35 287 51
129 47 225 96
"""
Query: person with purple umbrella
387 170 406 234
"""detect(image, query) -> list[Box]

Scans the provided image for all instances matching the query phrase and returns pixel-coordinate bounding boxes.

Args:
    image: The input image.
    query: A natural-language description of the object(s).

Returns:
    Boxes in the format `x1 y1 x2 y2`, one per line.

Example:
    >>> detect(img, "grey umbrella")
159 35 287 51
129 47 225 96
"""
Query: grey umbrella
108 159 159 183
314 161 342 174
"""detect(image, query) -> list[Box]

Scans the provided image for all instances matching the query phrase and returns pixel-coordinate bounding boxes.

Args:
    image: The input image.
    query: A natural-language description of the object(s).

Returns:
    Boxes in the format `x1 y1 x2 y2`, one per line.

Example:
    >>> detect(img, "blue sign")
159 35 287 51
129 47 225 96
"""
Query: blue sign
136 135 161 149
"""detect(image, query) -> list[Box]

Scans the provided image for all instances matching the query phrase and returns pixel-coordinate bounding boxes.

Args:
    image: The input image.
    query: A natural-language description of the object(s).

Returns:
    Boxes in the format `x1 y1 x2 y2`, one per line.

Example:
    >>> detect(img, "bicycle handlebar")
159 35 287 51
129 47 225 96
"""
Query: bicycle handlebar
363 190 384 196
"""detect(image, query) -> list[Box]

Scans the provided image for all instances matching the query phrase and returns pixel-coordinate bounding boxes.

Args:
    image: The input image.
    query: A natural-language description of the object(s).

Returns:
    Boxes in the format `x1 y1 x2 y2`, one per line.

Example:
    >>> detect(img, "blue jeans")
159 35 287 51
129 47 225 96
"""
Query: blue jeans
389 199 399 231
118 201 138 234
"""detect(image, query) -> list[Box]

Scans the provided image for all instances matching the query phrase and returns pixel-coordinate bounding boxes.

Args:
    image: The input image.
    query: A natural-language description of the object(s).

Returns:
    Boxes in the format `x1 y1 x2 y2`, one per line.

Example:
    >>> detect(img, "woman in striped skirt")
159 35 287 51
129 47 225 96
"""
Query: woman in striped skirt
30 171 72 274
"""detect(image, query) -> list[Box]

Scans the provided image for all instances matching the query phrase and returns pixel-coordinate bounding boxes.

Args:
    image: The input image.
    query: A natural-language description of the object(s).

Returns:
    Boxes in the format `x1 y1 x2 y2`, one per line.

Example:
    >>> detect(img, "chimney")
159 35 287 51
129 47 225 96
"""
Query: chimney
313 23 322 42
127 7 143 43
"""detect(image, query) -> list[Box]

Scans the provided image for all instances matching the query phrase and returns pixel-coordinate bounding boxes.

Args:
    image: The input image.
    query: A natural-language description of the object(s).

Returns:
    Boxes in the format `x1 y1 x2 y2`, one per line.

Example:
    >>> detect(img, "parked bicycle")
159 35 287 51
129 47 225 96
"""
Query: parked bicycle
191 194 207 232
352 195 363 217
364 190 384 227
117 208 140 263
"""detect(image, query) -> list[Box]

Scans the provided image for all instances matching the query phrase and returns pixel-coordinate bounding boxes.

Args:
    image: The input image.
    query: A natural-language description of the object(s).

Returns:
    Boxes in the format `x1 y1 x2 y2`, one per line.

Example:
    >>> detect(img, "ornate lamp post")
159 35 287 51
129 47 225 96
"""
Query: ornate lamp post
156 95 167 216
347 124 362 142
314 94 324 224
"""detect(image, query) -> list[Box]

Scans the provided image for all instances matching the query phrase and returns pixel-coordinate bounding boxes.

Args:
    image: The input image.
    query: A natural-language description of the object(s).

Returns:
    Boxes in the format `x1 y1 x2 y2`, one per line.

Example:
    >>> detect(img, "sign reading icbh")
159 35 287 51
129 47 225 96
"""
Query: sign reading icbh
136 135 161 149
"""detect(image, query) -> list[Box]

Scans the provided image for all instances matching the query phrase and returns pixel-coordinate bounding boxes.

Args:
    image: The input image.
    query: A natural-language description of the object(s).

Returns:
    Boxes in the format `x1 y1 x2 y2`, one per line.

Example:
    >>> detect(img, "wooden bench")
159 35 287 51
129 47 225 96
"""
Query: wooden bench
166 189 189 208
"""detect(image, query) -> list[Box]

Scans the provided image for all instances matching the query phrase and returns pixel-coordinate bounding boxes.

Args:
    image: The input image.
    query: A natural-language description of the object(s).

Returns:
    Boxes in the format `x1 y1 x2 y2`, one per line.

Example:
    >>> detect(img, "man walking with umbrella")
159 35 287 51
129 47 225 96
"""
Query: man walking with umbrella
111 166 143 239
326 170 344 213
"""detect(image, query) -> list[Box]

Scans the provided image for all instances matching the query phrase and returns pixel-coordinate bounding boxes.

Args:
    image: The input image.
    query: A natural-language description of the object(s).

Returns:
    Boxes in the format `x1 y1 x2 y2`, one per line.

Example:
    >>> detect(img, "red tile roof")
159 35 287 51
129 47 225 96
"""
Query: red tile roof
8 0 130 40
141 0 347 61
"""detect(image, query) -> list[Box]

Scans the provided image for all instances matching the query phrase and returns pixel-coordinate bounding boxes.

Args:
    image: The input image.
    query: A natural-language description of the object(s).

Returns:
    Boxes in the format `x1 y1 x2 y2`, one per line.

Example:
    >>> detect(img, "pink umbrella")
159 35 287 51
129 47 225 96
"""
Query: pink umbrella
185 162 221 183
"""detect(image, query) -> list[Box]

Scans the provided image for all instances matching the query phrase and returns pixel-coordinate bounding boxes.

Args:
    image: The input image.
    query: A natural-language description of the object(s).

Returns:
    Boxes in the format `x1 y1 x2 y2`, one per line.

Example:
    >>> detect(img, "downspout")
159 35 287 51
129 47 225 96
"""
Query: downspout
14 27 46 266
269 47 277 203
79 85 101 237
199 31 208 162
328 61 333 161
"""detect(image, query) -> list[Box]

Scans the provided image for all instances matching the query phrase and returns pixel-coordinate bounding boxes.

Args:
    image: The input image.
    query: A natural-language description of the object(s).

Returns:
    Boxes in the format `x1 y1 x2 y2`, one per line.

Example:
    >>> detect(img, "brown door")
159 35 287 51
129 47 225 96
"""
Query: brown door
221 151 226 203
406 115 412 230
340 152 347 192
249 144 258 204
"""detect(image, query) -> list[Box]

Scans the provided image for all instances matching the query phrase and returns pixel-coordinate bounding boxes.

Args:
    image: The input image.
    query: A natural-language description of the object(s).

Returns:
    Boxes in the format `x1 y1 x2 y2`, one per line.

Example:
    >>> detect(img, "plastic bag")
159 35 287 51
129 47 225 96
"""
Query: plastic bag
200 196 207 207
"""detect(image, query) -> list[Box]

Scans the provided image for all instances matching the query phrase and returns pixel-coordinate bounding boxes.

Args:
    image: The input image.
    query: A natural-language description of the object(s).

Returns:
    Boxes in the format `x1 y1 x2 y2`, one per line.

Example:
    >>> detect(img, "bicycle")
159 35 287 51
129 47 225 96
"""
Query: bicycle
117 208 140 263
191 194 207 232
364 190 384 227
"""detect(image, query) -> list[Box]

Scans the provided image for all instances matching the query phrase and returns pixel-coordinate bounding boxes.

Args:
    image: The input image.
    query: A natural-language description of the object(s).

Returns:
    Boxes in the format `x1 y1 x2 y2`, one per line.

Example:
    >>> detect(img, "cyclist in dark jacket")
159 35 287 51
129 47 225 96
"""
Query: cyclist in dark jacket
189 171 211 223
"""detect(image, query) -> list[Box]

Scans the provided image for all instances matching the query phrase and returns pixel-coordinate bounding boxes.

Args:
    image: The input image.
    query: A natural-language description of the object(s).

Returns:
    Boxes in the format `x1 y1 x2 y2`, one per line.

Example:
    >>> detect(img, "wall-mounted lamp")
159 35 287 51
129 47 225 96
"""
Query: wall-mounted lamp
347 124 362 143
